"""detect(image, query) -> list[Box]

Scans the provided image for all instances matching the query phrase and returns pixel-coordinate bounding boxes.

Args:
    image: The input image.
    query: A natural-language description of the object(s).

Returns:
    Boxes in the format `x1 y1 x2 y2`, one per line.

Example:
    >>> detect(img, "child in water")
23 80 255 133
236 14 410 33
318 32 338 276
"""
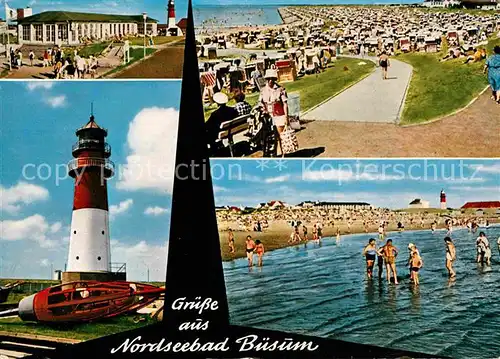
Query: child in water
410 251 423 285
254 240 265 267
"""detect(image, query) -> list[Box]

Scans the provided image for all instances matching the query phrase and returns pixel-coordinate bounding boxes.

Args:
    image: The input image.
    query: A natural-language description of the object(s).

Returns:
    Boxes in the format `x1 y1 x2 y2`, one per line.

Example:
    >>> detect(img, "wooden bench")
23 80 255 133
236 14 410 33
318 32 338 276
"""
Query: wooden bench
217 113 252 157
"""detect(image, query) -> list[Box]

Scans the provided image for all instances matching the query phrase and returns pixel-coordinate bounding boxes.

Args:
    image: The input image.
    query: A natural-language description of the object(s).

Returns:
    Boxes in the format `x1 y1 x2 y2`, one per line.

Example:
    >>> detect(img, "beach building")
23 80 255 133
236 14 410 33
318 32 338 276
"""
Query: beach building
422 0 461 7
16 11 158 46
311 202 372 211
460 0 500 9
461 201 500 214
409 199 430 209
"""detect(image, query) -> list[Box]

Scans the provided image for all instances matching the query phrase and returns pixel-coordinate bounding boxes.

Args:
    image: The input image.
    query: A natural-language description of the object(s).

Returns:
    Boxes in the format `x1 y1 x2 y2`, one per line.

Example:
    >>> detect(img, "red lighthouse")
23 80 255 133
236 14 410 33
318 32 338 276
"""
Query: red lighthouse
167 0 176 28
64 114 115 282
440 189 447 210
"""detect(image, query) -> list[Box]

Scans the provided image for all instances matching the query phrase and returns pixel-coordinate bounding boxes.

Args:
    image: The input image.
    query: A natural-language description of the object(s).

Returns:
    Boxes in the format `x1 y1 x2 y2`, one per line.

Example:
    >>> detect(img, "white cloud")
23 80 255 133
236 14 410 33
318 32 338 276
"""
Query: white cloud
109 199 133 219
0 181 49 214
467 163 500 174
40 259 50 267
116 107 179 194
0 214 63 248
50 222 62 233
45 95 67 108
213 185 227 192
264 175 291 183
26 82 54 91
449 186 500 192
144 206 170 216
302 168 400 182
111 240 168 282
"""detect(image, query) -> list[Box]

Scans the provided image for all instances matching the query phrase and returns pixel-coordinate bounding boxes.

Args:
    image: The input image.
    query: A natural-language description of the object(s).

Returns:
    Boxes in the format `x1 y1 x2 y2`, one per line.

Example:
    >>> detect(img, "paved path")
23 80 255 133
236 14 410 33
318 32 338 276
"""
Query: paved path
303 55 413 123
296 91 500 158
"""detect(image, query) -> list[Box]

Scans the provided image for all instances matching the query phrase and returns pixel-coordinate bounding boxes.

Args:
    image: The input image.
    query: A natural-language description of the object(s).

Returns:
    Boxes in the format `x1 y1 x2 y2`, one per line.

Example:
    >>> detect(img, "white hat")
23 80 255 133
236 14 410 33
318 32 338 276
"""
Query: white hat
213 92 228 105
408 243 415 249
264 69 278 79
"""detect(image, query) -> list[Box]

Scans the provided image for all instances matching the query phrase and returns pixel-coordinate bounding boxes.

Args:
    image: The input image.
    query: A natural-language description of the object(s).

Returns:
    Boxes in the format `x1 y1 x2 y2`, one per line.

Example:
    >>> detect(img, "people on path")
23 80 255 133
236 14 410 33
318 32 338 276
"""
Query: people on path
379 50 390 80
484 45 500 104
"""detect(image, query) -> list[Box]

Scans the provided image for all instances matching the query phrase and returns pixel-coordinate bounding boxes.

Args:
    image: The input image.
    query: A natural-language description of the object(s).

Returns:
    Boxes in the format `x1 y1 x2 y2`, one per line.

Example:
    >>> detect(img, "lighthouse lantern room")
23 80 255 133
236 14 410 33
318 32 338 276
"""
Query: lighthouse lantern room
63 114 120 282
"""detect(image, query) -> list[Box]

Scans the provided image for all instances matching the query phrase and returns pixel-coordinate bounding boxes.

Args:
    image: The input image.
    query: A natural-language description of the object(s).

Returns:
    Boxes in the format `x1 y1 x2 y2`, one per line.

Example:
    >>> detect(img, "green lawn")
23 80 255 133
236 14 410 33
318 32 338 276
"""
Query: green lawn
124 36 183 46
101 47 156 77
204 57 374 120
0 315 153 341
76 41 111 57
398 37 499 124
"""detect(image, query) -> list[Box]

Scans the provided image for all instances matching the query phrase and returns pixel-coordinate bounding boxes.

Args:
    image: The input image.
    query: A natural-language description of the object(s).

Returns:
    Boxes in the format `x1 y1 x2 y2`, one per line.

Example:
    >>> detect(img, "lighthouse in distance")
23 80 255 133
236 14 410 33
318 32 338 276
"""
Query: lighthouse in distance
63 114 121 282
440 189 447 210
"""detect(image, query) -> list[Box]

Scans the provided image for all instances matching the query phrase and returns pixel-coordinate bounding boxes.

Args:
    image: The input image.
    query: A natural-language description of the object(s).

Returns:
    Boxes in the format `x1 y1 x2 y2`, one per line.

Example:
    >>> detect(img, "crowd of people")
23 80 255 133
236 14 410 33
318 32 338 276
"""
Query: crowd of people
362 230 499 287
6 46 99 79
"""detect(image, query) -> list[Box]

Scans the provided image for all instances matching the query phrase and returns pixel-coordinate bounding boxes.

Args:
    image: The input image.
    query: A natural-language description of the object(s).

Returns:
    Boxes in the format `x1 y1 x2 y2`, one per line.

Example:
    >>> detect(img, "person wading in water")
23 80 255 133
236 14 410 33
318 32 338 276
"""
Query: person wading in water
379 239 399 284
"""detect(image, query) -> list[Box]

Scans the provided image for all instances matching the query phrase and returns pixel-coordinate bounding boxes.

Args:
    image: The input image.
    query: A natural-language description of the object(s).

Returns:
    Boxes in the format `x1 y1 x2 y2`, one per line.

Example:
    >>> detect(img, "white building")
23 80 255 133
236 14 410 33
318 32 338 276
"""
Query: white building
409 198 430 209
17 11 158 46
422 0 461 7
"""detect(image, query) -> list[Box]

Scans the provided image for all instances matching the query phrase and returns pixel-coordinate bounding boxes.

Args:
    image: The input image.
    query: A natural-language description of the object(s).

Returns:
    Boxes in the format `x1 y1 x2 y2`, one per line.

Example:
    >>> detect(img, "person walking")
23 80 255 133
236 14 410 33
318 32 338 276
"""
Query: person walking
379 50 390 80
259 68 289 155
484 45 500 104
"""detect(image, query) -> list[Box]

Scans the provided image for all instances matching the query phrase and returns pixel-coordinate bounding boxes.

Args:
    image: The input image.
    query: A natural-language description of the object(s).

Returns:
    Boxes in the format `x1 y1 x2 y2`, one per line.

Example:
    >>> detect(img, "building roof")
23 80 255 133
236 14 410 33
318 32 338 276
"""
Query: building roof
315 201 371 206
17 11 158 24
76 115 107 136
461 201 500 209
177 18 188 31
409 199 422 205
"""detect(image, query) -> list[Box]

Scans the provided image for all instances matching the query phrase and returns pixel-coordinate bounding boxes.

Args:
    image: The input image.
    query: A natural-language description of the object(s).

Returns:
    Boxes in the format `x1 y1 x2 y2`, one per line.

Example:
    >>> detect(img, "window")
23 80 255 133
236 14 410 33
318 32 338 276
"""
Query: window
58 24 68 41
22 25 31 41
34 25 43 41
46 25 55 42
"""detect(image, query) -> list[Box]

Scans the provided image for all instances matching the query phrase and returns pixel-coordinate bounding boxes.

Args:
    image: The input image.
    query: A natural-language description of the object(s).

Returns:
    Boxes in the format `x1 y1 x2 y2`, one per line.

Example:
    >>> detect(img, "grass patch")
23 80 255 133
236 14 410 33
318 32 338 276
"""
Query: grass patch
204 57 374 120
76 41 111 57
101 47 156 77
398 37 500 124
0 315 153 341
124 36 183 46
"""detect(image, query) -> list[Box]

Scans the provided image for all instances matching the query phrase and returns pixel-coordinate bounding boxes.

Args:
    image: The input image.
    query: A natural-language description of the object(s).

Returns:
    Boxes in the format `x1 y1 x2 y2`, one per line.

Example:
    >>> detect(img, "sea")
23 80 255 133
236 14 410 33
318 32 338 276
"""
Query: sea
194 5 283 28
223 226 500 358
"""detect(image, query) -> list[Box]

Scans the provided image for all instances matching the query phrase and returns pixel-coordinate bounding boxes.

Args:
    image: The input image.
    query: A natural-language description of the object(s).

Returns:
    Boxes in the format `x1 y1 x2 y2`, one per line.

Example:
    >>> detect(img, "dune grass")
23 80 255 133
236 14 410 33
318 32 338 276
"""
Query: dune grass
398 37 499 124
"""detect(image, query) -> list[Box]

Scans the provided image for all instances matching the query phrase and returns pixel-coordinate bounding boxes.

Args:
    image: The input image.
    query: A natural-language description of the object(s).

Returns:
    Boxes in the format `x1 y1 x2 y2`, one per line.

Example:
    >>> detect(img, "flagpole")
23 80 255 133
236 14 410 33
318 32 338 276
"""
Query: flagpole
4 0 11 70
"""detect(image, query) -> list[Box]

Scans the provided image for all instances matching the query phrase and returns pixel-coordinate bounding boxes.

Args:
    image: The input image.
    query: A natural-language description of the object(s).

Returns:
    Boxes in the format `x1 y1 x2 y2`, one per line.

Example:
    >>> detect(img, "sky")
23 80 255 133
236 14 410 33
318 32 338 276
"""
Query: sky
5 0 188 24
211 159 500 209
0 80 180 281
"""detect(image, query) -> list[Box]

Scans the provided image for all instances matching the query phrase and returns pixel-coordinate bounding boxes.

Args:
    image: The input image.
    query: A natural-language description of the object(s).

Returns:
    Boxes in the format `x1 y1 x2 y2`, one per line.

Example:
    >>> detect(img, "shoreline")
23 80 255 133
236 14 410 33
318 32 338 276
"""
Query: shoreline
219 220 500 262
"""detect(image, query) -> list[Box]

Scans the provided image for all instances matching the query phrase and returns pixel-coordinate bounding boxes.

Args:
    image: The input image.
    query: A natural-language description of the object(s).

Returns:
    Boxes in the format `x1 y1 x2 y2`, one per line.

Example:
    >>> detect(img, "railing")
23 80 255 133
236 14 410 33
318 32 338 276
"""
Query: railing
110 263 126 273
72 140 111 156
67 157 115 178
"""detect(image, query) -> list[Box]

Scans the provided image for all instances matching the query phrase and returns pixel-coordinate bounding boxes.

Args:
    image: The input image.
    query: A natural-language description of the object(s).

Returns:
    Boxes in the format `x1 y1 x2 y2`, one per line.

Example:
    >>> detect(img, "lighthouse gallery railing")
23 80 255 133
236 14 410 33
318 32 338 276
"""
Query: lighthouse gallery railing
72 140 111 156
67 157 115 175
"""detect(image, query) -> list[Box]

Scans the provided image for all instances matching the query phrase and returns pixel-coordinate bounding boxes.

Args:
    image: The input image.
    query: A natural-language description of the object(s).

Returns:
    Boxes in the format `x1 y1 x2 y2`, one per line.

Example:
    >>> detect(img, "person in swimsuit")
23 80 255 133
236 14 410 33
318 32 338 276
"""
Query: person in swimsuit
362 238 377 279
379 51 390 80
228 229 235 254
379 239 399 284
302 225 308 241
245 235 256 267
410 251 423 286
444 237 456 278
476 232 491 266
336 228 341 242
254 240 265 267
497 236 500 256
378 224 385 241
317 224 322 241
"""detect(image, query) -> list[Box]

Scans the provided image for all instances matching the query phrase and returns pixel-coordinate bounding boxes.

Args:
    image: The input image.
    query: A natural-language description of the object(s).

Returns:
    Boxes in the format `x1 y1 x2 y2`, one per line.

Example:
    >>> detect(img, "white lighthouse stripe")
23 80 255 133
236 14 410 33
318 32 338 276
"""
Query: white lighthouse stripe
67 208 111 272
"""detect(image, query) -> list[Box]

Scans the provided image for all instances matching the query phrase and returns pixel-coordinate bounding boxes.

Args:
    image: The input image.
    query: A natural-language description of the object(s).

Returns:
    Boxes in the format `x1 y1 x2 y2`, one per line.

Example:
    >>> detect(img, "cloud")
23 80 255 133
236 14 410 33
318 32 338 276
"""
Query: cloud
302 168 400 182
109 199 133 219
144 206 170 216
449 186 500 192
116 107 179 194
213 185 227 192
44 95 67 108
40 259 50 267
0 214 63 248
264 175 291 183
467 163 500 174
26 82 54 91
50 222 62 233
111 240 168 282
0 181 49 214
